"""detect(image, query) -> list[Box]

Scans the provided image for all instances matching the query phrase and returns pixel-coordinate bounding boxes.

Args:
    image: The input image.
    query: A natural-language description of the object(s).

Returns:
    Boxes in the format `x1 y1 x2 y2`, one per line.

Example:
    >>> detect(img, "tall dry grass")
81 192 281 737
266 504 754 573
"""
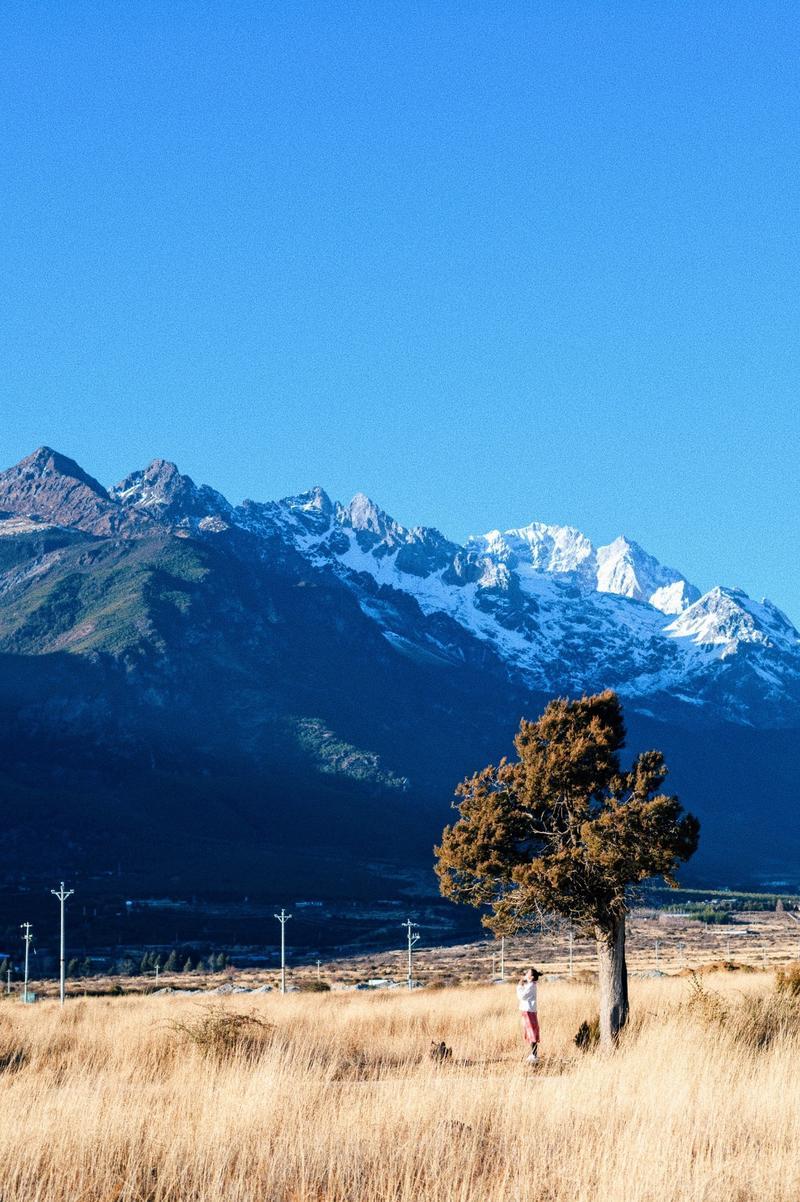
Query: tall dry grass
0 973 798 1201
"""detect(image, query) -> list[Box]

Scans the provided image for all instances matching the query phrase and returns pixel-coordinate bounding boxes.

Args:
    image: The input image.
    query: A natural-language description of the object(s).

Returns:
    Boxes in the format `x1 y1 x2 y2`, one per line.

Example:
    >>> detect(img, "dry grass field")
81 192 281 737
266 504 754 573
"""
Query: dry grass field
1 969 799 1202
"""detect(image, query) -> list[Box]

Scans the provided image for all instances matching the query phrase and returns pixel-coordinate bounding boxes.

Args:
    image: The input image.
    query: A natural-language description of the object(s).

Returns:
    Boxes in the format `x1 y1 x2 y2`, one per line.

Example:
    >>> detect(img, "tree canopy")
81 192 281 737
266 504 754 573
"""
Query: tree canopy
435 690 699 937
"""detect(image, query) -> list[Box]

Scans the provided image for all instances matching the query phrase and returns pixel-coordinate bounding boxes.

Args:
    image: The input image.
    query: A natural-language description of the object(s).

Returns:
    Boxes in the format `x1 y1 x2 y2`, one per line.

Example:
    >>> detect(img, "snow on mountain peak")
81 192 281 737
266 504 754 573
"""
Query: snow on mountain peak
112 460 231 525
466 522 696 615
282 485 334 523
3 447 799 726
665 587 800 652
468 521 594 575
595 535 698 614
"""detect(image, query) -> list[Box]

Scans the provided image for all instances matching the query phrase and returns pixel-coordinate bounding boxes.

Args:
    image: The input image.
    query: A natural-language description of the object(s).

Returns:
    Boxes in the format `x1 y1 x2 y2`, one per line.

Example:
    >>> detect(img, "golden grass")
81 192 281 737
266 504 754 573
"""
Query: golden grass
0 973 798 1201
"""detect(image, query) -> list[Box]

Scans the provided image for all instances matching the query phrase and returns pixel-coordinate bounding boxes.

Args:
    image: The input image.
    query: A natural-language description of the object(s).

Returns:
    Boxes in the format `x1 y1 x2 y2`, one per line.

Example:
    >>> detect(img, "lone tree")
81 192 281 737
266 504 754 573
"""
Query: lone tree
435 691 699 1045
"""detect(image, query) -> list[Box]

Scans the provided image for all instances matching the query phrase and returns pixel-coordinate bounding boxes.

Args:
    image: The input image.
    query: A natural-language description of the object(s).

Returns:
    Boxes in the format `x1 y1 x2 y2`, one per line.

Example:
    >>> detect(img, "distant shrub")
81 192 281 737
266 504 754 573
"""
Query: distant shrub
299 980 331 993
775 963 800 998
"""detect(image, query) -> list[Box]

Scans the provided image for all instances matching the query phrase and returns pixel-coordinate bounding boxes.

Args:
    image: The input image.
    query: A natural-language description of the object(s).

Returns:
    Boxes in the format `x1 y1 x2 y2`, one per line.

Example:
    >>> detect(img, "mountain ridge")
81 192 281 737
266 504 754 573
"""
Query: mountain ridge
1 447 797 728
0 446 799 894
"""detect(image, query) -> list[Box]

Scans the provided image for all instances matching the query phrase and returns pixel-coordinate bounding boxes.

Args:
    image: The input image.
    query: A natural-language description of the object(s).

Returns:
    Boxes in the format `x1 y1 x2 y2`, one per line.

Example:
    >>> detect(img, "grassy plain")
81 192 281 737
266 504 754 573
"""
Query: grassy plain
1 969 799 1201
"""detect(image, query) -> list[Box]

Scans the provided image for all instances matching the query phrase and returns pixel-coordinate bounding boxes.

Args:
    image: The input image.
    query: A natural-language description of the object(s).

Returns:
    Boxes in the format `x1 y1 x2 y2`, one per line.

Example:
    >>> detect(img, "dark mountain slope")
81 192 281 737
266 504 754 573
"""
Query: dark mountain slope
0 446 797 901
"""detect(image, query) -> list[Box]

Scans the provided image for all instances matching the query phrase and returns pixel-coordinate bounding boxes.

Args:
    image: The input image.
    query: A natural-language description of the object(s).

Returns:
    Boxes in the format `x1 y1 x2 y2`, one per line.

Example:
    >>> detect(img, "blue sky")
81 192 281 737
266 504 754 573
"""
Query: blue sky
1 3 798 619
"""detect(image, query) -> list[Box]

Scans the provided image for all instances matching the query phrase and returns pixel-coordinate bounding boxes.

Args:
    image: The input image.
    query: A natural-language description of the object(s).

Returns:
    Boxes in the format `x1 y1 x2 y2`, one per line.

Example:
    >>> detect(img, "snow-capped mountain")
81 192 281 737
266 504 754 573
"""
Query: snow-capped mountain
465 525 697 614
1 447 800 894
216 478 797 725
0 448 798 727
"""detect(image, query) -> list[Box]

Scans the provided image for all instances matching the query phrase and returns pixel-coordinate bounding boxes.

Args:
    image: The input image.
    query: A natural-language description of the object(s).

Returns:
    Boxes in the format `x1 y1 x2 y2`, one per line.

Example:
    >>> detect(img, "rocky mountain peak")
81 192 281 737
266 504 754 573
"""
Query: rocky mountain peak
344 493 398 537
112 459 231 525
17 446 109 496
0 446 124 534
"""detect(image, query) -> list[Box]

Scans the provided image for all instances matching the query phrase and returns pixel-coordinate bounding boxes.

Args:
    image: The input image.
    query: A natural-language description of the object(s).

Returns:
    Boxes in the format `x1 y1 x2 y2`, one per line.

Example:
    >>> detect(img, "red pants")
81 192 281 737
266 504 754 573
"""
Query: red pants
521 1011 540 1043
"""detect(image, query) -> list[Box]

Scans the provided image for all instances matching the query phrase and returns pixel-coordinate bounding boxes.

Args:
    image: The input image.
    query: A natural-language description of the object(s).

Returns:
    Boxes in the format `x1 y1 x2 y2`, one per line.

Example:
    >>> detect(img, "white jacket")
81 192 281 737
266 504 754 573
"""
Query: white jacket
516 981 537 1012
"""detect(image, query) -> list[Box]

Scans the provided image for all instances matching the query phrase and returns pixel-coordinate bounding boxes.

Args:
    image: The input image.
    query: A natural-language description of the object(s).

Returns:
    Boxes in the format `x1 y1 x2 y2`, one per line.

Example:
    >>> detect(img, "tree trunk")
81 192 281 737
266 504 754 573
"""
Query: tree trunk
596 916 629 1047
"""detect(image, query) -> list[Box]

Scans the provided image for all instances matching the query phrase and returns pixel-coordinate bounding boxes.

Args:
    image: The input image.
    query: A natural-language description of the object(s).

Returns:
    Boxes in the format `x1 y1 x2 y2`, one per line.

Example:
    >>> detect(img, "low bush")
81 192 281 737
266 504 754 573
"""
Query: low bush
0 1017 28 1074
170 1005 274 1060
685 972 728 1026
775 962 800 997
684 972 800 1051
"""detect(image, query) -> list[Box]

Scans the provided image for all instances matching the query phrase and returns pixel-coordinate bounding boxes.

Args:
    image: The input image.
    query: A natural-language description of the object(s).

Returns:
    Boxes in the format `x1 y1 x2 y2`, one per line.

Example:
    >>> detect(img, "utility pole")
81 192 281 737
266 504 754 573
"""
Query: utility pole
6 965 10 995
21 923 33 1003
568 927 574 978
500 935 506 982
274 909 292 994
316 959 321 982
402 919 420 990
654 939 660 968
51 882 74 1008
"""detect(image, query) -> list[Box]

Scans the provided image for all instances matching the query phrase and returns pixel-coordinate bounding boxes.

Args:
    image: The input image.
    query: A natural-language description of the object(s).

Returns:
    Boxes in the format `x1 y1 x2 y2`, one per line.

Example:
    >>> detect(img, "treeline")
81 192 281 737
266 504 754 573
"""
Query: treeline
0 950 232 979
109 950 232 977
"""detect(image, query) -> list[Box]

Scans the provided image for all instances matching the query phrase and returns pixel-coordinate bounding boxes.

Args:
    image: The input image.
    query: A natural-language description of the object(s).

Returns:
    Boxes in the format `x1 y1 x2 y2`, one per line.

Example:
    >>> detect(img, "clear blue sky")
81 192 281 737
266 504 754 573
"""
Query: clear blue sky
1 3 798 620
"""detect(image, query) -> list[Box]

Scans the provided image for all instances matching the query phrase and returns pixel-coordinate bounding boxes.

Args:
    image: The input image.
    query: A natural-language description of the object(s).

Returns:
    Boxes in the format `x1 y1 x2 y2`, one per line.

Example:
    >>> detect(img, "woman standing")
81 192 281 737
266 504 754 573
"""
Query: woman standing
516 967 541 1062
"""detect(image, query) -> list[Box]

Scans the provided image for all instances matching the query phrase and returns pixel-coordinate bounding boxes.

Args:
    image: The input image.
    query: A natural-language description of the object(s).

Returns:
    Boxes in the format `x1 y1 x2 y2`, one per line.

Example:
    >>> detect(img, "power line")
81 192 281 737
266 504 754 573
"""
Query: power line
51 883 74 1008
274 909 292 994
20 923 33 1004
401 919 420 991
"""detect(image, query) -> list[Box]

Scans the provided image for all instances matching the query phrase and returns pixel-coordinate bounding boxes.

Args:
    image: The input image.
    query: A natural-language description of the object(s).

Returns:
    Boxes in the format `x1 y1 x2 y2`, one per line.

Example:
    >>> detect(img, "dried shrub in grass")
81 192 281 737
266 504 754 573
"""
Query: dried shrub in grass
298 980 331 993
725 995 800 1052
685 972 729 1027
574 1017 600 1051
0 1017 27 1074
684 972 800 1051
572 969 597 985
169 1005 274 1060
775 962 800 997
